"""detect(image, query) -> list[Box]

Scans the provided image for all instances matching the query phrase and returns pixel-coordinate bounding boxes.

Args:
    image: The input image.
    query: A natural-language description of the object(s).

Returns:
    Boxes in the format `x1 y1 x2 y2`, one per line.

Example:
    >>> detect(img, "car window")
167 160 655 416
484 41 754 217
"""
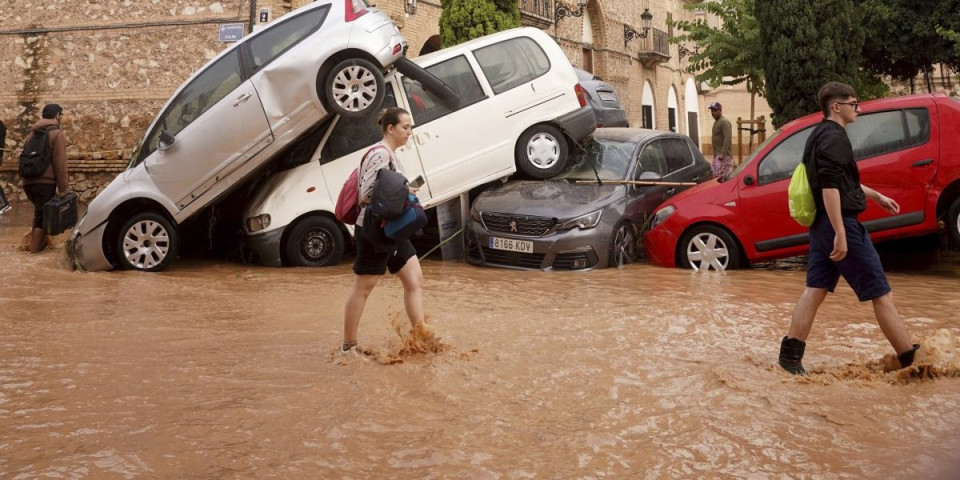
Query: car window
473 36 550 95
661 138 695 174
848 108 929 159
135 49 244 165
249 6 330 71
560 138 634 181
320 86 398 162
402 55 485 125
757 126 815 185
636 140 668 177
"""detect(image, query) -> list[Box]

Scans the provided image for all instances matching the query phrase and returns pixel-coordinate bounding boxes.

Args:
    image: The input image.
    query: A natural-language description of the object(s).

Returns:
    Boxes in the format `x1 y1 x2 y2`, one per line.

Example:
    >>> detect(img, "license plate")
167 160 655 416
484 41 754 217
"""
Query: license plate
489 236 533 253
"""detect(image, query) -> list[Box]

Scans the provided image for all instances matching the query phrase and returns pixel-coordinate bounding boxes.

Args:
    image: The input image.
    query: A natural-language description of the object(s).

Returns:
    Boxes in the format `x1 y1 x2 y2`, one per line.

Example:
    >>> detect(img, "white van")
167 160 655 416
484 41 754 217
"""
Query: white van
242 27 596 267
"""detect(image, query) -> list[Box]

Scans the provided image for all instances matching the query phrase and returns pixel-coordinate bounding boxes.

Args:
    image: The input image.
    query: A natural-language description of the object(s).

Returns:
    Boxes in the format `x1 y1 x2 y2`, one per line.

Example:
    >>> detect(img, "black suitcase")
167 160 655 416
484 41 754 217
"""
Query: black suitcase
43 192 78 235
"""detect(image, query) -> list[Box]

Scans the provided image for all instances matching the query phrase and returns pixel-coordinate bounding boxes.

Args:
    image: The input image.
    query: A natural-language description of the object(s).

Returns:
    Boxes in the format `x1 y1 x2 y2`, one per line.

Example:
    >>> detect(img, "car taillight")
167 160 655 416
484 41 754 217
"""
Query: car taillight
575 84 587 107
345 0 368 22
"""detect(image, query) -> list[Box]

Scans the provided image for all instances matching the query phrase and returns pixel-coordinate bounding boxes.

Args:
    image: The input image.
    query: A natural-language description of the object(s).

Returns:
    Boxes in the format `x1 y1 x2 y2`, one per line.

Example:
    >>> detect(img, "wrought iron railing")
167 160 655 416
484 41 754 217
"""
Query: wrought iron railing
651 27 670 56
519 0 552 19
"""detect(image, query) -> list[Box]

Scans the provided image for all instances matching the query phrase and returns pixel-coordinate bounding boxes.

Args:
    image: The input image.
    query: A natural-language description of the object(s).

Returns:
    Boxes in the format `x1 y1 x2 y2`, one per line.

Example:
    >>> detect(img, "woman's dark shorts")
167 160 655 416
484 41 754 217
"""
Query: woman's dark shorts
806 214 891 301
24 183 57 229
353 225 416 275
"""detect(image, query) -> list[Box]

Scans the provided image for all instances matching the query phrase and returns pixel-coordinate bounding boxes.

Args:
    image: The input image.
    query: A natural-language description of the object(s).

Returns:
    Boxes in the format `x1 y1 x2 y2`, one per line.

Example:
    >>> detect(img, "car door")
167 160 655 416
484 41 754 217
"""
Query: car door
397 53 507 203
738 126 816 253
141 48 273 211
626 138 677 221
846 106 936 229
317 80 428 206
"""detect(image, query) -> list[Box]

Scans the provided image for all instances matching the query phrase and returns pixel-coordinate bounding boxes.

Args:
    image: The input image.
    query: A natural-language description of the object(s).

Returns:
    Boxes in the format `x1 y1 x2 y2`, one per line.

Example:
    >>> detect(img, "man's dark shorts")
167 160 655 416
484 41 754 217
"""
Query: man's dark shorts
806 214 891 301
353 225 416 275
24 183 57 229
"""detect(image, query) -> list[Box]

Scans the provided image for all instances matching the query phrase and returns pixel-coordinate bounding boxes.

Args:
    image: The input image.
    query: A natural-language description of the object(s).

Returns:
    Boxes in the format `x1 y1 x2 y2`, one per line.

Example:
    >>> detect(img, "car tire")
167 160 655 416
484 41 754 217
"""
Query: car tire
285 216 345 267
116 212 178 272
678 225 740 272
947 196 960 247
515 124 568 180
323 58 385 118
609 221 639 268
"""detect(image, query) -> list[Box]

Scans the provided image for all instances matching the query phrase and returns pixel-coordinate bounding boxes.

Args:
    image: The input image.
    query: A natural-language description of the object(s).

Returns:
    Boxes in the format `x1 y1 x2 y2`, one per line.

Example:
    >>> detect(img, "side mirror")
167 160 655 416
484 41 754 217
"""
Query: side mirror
743 175 755 186
637 171 662 182
157 130 176 151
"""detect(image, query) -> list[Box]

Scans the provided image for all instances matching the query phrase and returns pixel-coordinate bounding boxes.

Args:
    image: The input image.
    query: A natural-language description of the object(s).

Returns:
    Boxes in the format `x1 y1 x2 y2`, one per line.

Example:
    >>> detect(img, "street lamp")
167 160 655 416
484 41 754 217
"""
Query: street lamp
678 43 699 60
624 8 653 47
404 0 417 15
555 0 587 23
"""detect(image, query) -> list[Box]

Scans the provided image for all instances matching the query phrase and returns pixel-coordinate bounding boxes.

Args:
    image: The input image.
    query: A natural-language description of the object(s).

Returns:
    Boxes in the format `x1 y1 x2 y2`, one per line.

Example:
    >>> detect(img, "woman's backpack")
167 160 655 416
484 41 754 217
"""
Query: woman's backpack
334 146 385 225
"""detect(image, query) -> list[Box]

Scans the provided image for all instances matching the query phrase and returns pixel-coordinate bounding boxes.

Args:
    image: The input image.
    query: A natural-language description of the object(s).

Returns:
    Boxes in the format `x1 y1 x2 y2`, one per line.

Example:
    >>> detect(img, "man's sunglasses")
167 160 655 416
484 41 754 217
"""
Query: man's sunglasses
835 101 860 109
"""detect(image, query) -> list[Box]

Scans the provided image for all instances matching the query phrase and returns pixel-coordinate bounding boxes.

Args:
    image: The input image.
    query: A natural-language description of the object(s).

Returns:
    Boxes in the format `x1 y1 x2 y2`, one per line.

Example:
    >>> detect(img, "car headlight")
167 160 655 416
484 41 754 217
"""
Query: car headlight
558 210 602 230
246 214 271 233
650 205 676 229
471 207 482 222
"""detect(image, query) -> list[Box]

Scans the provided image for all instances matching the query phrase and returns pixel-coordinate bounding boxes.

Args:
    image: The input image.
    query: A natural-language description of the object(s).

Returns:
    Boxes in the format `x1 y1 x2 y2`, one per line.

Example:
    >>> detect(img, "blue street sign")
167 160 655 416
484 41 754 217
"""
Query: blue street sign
219 23 245 43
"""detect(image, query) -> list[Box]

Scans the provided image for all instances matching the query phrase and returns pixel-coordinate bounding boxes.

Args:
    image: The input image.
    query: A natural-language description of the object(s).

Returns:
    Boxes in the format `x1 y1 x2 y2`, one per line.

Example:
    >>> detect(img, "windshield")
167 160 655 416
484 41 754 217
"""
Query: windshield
560 138 635 181
723 129 782 181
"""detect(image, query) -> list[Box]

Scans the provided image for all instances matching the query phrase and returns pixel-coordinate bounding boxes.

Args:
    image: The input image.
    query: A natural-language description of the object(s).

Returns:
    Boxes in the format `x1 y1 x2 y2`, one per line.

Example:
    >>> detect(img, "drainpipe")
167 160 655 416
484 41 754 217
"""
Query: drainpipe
248 0 257 34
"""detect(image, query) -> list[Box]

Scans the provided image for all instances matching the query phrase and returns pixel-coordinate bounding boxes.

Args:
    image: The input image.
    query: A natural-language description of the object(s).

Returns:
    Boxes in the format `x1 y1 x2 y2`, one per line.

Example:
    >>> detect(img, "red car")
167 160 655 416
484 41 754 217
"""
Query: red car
644 93 960 270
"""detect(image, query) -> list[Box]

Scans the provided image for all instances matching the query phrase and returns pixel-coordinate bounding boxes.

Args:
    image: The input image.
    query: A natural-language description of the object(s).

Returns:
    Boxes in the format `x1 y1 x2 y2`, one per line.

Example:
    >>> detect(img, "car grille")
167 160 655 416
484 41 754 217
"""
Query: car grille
479 246 546 269
480 212 556 237
551 251 598 270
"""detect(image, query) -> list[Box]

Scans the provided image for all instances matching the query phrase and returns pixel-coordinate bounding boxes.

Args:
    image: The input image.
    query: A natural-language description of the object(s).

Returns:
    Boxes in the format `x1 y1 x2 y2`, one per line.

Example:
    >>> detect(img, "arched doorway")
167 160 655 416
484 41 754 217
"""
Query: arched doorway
684 78 700 146
641 81 655 129
420 35 441 56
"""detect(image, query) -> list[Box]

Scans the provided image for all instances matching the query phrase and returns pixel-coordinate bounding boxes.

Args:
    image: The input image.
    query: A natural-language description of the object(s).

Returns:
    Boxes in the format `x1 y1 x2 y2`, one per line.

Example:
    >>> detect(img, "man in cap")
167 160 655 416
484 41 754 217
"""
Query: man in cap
708 102 733 178
21 103 69 253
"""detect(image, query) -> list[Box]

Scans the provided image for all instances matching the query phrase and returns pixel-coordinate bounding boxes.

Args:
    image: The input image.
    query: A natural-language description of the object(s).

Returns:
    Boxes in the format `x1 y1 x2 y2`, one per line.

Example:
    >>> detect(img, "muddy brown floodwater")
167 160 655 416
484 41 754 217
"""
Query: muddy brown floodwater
2 205 960 479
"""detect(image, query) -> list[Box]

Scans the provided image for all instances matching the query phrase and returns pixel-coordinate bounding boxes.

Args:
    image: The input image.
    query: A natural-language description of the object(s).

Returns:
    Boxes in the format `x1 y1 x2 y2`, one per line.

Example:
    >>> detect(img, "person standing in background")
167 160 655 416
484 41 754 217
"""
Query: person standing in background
708 102 733 178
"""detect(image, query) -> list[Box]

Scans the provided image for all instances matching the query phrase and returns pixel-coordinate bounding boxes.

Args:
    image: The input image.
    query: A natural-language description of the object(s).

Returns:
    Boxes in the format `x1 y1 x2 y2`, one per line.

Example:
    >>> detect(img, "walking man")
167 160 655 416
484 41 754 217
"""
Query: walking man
778 82 920 375
708 102 733 178
21 104 69 252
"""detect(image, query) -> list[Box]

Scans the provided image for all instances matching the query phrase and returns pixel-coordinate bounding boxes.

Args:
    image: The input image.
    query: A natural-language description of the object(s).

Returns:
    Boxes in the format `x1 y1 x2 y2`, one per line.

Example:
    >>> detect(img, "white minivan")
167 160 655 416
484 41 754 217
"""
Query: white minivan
242 27 596 267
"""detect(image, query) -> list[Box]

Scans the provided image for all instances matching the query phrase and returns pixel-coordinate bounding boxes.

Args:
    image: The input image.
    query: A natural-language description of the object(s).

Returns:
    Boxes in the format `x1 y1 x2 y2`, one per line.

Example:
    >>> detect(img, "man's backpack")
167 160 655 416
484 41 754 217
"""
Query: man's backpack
19 126 59 178
788 161 816 227
334 145 385 225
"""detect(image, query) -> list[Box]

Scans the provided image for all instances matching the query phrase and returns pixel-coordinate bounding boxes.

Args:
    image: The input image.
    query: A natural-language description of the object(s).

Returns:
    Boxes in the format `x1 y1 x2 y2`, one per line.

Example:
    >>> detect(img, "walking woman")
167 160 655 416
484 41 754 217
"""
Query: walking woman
341 107 428 357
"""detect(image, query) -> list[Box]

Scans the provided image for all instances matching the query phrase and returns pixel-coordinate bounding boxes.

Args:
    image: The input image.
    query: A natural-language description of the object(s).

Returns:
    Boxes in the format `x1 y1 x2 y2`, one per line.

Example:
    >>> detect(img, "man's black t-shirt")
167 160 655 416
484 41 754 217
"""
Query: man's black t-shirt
803 120 867 218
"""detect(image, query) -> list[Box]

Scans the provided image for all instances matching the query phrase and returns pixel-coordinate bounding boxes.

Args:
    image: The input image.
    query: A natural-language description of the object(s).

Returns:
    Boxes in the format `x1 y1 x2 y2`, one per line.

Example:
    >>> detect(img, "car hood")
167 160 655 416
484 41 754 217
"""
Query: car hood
663 177 722 205
473 180 622 217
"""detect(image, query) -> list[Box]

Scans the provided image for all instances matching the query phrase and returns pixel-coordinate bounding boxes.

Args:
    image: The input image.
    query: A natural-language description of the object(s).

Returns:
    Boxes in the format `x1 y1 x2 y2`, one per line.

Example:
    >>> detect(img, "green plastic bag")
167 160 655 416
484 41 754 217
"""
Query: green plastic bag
788 161 816 227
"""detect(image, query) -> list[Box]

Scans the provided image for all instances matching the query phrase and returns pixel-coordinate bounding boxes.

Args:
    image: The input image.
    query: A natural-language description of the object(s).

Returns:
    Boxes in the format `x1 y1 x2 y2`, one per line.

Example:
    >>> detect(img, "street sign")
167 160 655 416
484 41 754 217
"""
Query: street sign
218 23 245 43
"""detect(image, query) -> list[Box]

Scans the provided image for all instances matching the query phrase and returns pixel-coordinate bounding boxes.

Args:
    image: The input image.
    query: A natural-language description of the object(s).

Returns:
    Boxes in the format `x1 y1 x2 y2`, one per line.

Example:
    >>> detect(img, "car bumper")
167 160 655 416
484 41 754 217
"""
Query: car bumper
643 224 680 268
596 108 629 128
464 218 612 270
245 227 285 267
555 106 597 143
70 219 113 272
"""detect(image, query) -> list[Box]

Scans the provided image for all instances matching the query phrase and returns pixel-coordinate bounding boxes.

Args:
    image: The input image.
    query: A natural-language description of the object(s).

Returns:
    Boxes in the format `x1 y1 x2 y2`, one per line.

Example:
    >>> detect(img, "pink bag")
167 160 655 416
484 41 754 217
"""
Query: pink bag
334 146 385 225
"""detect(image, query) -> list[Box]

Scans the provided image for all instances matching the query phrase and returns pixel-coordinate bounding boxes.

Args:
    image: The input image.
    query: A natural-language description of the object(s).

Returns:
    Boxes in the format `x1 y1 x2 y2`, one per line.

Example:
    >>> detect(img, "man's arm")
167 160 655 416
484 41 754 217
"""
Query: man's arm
52 131 69 194
861 184 900 214
721 120 732 155
822 188 847 261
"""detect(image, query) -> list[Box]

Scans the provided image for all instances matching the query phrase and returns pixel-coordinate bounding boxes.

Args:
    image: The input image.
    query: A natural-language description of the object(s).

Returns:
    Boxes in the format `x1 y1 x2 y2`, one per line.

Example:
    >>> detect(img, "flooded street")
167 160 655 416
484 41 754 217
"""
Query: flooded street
2 205 959 479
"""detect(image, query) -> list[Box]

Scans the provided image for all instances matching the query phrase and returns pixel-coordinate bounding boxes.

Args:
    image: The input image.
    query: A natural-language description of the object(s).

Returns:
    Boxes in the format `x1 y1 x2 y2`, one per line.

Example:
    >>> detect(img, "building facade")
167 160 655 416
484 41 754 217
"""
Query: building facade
0 0 768 202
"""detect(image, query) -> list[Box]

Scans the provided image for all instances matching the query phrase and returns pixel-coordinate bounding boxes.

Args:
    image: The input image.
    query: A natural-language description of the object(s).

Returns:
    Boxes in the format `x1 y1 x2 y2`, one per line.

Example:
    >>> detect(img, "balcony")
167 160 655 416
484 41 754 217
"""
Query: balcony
637 27 671 69
518 0 553 29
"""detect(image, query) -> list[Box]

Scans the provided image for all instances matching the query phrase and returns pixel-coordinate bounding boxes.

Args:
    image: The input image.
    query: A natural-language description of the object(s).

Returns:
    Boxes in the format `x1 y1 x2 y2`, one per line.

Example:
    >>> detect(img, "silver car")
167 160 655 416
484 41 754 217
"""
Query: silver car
465 129 713 270
574 68 629 128
69 0 406 272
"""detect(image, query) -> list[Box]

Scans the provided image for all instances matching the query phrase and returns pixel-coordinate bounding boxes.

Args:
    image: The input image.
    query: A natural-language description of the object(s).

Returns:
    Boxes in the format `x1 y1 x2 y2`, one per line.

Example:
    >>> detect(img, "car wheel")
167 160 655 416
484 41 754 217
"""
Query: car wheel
609 221 639 268
323 58 385 118
116 212 178 272
285 216 345 267
947 196 960 247
515 124 568 179
678 225 740 272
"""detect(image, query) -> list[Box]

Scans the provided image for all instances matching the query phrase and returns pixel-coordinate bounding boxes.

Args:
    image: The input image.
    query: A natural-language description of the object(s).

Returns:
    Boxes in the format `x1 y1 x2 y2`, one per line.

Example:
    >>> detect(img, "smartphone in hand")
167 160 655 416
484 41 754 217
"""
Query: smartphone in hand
409 175 425 188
